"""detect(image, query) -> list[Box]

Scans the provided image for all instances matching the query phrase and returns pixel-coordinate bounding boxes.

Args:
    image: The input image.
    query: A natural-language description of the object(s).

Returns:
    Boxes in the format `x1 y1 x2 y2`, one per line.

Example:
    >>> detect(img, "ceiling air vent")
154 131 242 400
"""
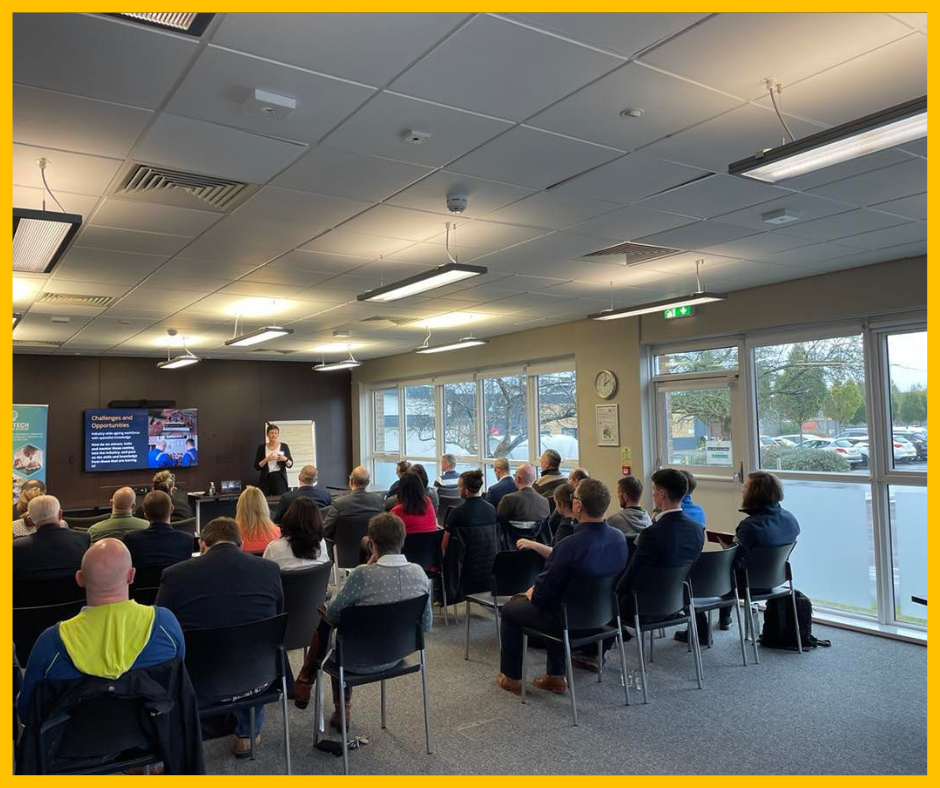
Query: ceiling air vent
36 292 116 308
13 339 63 348
360 316 419 327
582 241 681 265
110 163 258 213
108 13 215 36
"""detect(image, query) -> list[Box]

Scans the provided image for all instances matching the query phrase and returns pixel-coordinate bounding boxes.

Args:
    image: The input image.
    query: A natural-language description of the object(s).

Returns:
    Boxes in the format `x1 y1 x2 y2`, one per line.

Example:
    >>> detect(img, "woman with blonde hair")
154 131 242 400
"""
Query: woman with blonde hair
236 485 280 553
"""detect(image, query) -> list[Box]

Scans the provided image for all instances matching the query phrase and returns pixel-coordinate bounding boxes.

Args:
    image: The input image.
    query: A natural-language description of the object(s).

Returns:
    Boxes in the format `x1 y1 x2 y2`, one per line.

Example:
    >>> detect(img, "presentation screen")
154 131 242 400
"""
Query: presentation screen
84 408 198 472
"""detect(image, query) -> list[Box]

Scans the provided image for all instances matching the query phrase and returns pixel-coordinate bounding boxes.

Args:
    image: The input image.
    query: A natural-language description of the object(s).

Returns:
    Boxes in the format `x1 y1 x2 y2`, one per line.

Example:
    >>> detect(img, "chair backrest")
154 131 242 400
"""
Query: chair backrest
560 572 620 630
452 524 499 597
491 550 545 597
335 594 429 667
14 599 86 665
742 543 796 589
688 544 738 599
332 514 373 568
438 497 461 527
402 530 444 572
66 513 110 531
130 564 172 606
13 577 85 608
183 614 288 699
45 693 155 762
281 562 333 651
172 517 197 536
630 563 694 619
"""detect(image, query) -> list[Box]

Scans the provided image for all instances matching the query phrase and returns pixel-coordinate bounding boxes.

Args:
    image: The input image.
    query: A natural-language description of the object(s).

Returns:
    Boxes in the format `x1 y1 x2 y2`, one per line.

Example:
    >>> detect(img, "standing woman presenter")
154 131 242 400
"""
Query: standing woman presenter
256 423 293 496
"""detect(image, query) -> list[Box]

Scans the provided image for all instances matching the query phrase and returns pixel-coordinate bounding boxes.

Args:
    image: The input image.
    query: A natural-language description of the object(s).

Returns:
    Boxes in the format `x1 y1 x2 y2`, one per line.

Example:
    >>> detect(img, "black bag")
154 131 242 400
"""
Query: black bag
759 591 831 650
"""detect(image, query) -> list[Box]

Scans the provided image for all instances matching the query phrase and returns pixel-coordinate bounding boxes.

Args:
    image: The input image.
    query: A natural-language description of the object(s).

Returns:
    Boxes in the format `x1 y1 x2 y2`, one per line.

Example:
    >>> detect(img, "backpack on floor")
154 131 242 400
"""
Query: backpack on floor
759 591 831 650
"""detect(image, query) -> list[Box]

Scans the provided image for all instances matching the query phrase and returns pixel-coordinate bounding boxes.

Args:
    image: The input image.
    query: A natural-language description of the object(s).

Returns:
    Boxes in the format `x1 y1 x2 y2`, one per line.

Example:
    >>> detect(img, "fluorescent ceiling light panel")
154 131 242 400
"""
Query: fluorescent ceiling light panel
589 293 725 321
357 263 487 303
12 208 82 274
412 312 484 329
224 326 293 347
226 298 291 318
310 342 364 353
313 359 362 372
730 96 927 183
157 354 200 370
415 337 488 354
111 12 215 35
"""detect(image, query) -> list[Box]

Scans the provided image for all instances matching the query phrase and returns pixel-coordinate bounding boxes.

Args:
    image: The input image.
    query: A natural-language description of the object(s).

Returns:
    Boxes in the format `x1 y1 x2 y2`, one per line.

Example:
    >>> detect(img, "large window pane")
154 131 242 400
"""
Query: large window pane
443 381 477 456
373 388 399 453
372 460 399 491
656 346 738 375
404 384 436 457
889 484 927 626
783 479 877 618
754 335 867 474
661 385 733 467
887 331 927 472
483 376 528 460
537 371 579 463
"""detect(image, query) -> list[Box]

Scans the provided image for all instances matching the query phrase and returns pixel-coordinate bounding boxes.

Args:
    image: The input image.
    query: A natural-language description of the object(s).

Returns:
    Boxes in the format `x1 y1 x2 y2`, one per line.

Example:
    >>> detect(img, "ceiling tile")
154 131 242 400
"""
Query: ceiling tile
764 241 859 266
321 91 512 167
167 45 375 144
386 171 535 218
900 138 927 157
700 231 817 260
300 227 414 259
14 13 198 109
13 186 99 218
13 143 122 195
425 220 548 251
131 113 307 183
711 192 854 232
385 242 490 266
797 241 927 274
637 220 760 249
831 221 927 251
267 249 371 274
529 62 741 151
565 204 696 241
76 226 192 256
234 188 371 244
13 85 152 158
808 159 927 207
889 13 927 31
450 126 621 189
212 12 470 85
482 191 620 230
551 153 709 205
91 199 222 236
392 15 621 121
871 193 927 221
504 12 709 57
272 147 432 201
637 174 788 220
642 12 912 100
773 209 910 243
53 247 168 285
336 204 453 242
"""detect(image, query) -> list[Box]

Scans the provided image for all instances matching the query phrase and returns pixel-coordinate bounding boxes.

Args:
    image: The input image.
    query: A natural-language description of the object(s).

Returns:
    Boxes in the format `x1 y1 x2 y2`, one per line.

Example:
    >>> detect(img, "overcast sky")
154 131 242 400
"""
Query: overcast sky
888 331 927 391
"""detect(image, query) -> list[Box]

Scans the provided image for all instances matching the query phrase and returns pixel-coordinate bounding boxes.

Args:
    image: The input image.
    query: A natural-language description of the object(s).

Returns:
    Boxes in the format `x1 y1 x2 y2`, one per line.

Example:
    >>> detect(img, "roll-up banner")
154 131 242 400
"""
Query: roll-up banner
13 404 49 503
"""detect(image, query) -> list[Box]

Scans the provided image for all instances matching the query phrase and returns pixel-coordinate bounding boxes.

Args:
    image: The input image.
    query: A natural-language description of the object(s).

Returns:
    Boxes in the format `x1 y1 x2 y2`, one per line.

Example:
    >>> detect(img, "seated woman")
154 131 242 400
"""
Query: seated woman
384 463 439 514
236 485 280 554
442 468 496 552
263 497 328 571
292 513 432 729
515 482 577 559
390 471 439 535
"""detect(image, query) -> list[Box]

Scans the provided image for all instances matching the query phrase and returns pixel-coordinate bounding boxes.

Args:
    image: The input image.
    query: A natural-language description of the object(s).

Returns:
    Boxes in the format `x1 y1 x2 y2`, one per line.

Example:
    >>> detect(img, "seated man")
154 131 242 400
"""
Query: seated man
17 539 184 722
322 467 384 541
433 454 460 489
567 468 589 485
680 470 706 528
124 490 194 569
497 479 628 695
532 449 566 499
273 464 331 523
607 475 652 536
88 487 149 542
155 517 283 757
13 495 89 583
496 463 550 528
485 458 516 509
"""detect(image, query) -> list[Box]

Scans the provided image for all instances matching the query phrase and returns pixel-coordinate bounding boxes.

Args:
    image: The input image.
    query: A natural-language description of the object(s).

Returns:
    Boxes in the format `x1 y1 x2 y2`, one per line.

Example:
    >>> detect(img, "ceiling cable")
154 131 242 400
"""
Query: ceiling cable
695 259 704 292
37 158 67 213
445 222 458 265
765 79 795 143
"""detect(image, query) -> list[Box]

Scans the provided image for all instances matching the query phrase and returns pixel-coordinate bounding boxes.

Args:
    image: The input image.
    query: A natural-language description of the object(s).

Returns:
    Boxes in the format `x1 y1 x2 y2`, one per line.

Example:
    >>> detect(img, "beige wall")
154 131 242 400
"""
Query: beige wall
351 256 927 516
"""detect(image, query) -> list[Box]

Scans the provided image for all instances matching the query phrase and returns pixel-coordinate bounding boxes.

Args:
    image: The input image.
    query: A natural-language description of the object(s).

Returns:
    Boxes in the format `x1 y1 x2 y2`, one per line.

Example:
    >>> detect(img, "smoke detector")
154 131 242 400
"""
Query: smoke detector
241 88 296 120
620 107 645 118
446 193 469 214
401 128 431 145
761 208 800 225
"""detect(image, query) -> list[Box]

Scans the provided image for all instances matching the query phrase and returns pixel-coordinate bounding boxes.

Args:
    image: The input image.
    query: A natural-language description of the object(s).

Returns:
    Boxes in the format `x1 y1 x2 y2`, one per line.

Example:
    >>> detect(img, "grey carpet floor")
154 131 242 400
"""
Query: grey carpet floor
203 608 927 775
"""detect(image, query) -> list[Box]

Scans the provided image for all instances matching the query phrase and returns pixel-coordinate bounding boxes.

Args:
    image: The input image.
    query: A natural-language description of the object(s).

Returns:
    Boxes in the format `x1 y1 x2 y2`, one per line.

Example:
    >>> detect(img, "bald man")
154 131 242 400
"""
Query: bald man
496 463 550 529
272 463 331 523
87 487 150 543
322 466 384 540
16 538 184 721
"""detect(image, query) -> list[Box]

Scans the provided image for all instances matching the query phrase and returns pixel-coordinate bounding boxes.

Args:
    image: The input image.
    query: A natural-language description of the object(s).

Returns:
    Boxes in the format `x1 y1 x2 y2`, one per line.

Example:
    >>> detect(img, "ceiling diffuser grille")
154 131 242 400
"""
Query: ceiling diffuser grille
36 292 115 308
115 164 252 211
13 339 62 348
582 241 681 265
110 12 215 36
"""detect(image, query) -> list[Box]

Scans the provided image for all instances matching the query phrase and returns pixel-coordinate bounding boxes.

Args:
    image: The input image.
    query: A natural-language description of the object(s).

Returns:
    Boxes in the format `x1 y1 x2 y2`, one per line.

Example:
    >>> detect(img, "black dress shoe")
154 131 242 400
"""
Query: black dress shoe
719 619 732 631
673 629 711 647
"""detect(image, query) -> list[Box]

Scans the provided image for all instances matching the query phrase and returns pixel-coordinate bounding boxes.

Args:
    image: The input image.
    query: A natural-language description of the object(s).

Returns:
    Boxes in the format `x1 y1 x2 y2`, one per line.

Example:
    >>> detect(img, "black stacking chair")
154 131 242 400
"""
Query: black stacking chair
688 545 748 669
14 600 86 666
738 543 801 663
330 514 374 585
500 519 550 550
624 563 703 704
281 562 332 656
130 565 170 606
64 513 109 531
437 496 461 529
183 615 291 774
464 550 544 660
172 517 197 536
13 577 85 609
314 595 431 775
403 529 448 624
520 573 630 726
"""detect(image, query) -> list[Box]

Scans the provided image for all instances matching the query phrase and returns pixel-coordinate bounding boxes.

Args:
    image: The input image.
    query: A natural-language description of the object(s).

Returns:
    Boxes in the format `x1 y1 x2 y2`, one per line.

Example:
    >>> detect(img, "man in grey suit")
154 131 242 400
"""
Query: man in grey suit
496 463 550 527
323 466 384 540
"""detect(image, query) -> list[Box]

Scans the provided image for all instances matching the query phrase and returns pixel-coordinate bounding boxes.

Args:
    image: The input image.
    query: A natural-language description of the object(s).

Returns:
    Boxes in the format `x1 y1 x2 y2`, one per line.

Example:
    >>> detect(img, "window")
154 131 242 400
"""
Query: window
660 383 734 468
886 331 927 472
656 346 738 375
372 460 399 490
537 371 579 464
373 388 399 454
404 384 436 457
889 484 927 625
442 381 477 456
483 375 527 460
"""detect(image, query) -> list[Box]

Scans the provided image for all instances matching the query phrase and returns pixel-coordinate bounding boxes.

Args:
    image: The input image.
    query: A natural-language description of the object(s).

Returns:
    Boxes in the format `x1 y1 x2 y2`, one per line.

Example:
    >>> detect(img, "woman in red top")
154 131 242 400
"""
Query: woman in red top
390 471 438 534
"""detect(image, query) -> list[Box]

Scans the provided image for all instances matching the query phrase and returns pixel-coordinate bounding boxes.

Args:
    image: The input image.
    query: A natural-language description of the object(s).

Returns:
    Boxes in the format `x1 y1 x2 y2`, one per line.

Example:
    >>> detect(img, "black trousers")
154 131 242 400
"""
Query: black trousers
261 472 288 496
499 597 566 680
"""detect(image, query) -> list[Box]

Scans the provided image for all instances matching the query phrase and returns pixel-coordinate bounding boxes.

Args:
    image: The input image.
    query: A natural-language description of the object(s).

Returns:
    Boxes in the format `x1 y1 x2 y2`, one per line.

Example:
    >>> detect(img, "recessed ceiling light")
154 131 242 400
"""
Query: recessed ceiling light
109 12 215 36
620 107 645 118
415 337 488 354
357 263 487 303
225 326 294 348
412 312 485 329
226 297 291 318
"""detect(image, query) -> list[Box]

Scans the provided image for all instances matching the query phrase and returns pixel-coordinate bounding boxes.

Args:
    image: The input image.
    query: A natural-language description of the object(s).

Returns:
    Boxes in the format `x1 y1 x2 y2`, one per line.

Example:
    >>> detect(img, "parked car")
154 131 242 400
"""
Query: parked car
894 429 927 460
891 434 919 463
776 434 815 446
845 436 918 465
799 437 865 467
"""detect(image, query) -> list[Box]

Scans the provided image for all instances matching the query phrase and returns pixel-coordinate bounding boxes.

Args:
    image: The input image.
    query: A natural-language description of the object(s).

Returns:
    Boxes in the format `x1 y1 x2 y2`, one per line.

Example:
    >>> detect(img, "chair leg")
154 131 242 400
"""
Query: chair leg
282 672 292 775
420 649 432 754
596 640 603 684
745 587 760 665
339 668 349 775
464 600 471 660
687 610 704 689
707 610 713 649
440 576 449 626
615 625 630 706
494 603 502 652
649 628 655 662
520 633 528 705
790 587 803 653
634 615 649 704
563 630 578 726
380 680 387 729
733 598 748 667
313 669 323 745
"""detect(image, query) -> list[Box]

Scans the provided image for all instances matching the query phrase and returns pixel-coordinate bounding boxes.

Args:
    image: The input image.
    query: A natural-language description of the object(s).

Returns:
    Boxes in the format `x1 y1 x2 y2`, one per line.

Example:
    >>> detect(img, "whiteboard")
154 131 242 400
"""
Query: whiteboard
266 420 316 489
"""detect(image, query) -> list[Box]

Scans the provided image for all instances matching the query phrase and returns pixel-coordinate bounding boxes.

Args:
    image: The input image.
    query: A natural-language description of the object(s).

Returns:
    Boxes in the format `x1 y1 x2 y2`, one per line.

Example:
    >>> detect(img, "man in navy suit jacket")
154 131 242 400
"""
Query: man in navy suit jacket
273 465 332 522
485 458 516 509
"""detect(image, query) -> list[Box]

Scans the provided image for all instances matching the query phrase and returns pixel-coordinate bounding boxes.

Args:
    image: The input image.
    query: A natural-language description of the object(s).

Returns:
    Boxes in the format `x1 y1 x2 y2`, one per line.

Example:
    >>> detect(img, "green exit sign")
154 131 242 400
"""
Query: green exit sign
664 305 696 319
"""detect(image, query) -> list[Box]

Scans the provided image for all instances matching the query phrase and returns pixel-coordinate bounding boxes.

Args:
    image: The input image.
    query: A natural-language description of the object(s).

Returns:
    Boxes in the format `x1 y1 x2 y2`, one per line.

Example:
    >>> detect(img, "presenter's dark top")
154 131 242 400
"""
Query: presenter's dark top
255 442 294 490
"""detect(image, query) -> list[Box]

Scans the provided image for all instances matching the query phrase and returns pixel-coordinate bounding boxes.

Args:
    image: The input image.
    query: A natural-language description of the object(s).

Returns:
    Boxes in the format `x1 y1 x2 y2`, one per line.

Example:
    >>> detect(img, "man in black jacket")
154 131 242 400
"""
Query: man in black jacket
272 464 331 522
155 517 283 758
13 495 89 583
124 491 193 569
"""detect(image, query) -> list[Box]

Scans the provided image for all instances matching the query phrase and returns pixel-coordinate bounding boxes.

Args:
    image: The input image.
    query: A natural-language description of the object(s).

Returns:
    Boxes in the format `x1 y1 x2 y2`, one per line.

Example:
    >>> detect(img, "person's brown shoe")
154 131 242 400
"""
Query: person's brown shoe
329 703 352 731
570 654 600 673
496 672 522 696
233 735 261 758
532 674 568 693
293 669 314 709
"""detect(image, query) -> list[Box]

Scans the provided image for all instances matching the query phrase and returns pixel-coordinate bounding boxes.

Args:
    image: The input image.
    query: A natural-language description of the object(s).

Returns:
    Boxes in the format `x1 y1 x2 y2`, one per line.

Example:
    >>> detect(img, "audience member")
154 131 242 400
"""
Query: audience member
497 479 628 695
496 463 550 527
236 486 280 554
263 497 329 571
155 517 283 757
567 468 590 485
486 458 516 509
17 538 184 722
292 513 431 729
384 460 411 501
607 476 652 536
533 449 566 498
434 454 459 489
13 495 89 582
441 469 495 552
272 465 331 523
680 470 706 527
123 490 193 569
390 471 438 534
323 467 384 540
135 470 194 523
516 482 578 560
12 486 45 539
88 488 149 542
13 479 45 520
410 464 440 513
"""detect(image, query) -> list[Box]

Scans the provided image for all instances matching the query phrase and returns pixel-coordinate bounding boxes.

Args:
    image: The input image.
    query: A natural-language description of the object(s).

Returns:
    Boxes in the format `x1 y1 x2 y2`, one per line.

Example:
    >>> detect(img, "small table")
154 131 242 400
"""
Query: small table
911 595 927 606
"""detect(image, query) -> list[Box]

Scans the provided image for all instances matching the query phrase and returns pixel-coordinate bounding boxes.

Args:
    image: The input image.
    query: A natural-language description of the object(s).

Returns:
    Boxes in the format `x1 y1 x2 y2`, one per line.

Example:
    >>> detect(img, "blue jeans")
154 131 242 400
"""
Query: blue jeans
234 705 265 738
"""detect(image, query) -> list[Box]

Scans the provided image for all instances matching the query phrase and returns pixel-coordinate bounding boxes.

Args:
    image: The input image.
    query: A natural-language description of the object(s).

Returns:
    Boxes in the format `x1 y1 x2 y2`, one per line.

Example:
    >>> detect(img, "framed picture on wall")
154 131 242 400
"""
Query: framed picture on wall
595 404 619 447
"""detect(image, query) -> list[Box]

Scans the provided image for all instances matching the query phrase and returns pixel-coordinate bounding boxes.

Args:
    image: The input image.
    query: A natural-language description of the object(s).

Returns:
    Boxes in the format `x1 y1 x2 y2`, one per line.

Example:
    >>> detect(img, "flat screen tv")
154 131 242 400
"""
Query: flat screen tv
84 407 198 472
